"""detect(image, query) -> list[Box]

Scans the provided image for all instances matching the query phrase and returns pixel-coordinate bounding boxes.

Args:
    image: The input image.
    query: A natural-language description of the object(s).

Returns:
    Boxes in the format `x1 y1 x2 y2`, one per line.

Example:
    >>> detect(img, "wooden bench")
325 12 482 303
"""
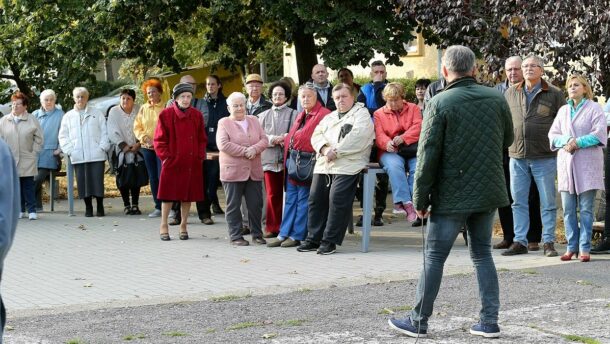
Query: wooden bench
49 162 76 216
593 221 605 240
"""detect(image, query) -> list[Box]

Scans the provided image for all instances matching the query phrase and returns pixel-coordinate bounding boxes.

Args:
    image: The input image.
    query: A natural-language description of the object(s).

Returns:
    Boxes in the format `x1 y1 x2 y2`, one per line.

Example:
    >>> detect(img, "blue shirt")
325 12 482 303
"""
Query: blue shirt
523 81 542 109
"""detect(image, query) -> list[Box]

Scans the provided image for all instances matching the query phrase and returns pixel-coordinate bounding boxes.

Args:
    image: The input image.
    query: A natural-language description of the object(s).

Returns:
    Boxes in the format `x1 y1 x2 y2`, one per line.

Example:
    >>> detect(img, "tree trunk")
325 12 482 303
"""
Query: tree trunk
104 59 114 82
293 27 318 84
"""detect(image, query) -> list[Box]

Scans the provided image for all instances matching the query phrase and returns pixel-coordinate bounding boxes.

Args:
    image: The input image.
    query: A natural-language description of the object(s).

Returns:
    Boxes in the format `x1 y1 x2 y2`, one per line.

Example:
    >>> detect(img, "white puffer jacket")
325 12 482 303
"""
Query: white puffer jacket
310 102 374 175
58 106 110 164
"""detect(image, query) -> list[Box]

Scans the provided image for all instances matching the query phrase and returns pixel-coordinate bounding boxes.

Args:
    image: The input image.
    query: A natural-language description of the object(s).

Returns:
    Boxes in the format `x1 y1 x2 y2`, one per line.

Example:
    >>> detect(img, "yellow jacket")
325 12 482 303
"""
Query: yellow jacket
133 101 164 149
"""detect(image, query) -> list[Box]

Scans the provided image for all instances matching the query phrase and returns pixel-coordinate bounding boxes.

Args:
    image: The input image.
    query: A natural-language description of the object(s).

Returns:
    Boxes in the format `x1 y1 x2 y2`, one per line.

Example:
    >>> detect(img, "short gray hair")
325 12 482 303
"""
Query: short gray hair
40 89 57 101
226 92 246 108
522 54 545 70
72 87 89 97
298 82 316 94
442 45 476 75
505 56 522 67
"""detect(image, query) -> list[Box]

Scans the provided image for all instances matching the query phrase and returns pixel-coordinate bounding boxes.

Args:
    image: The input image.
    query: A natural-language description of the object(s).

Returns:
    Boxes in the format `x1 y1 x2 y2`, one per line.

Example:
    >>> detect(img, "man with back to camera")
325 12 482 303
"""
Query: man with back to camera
388 45 513 339
0 137 19 339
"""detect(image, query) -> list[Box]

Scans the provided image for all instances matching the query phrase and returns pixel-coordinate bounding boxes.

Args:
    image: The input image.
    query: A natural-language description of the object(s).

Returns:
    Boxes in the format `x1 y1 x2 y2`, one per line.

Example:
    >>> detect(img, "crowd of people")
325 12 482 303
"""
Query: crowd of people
1 53 610 260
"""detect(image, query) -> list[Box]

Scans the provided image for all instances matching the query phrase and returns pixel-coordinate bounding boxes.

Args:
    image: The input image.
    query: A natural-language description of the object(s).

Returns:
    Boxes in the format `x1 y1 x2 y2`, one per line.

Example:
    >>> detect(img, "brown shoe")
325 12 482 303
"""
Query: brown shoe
543 242 558 257
231 238 249 246
281 238 300 247
501 242 528 256
263 231 278 238
201 217 214 225
253 237 267 245
493 240 512 249
241 225 251 235
528 242 540 251
266 238 284 247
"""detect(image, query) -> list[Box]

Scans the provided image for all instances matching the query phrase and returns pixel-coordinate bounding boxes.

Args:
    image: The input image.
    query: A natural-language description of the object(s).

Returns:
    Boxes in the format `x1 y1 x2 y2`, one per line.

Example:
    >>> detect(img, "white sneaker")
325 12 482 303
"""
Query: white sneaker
18 212 25 219
29 213 38 220
148 209 161 218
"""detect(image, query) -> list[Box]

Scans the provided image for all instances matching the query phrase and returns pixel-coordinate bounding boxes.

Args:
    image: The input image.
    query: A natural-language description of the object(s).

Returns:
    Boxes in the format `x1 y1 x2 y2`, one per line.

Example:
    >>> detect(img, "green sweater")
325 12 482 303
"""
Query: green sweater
413 77 514 214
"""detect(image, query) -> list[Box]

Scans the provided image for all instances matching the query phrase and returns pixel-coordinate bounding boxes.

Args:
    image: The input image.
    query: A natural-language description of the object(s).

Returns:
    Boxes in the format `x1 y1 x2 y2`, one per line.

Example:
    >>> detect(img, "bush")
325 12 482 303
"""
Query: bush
353 76 438 103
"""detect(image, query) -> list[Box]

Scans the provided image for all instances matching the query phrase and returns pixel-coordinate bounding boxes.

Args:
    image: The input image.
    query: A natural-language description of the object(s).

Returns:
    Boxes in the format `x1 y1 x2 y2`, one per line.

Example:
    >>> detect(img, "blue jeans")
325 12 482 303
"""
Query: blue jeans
379 152 416 204
509 157 557 246
561 190 596 253
19 176 36 213
411 209 499 330
278 181 310 241
141 148 162 210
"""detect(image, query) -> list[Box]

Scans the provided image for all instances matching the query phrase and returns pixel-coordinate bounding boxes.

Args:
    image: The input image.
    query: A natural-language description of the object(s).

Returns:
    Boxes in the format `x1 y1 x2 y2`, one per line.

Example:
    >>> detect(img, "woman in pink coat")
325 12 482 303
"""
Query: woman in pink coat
217 92 268 246
548 75 607 262
154 83 207 241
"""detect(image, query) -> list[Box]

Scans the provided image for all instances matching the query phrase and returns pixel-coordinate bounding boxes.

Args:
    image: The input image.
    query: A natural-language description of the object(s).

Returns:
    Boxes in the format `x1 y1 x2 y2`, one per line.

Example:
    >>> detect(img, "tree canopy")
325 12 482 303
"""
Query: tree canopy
401 0 610 94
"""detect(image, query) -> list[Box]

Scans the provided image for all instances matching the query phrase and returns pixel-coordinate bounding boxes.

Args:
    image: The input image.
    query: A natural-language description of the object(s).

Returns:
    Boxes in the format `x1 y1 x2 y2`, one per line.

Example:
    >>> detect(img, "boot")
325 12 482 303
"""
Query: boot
84 197 93 217
96 197 105 217
373 209 384 226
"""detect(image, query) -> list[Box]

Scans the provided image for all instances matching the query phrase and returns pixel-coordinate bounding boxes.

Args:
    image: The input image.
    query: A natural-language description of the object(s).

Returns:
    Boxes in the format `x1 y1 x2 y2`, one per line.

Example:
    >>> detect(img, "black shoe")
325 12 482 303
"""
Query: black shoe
501 242 528 256
356 215 363 227
130 205 141 215
96 203 105 217
212 203 225 215
591 238 610 254
412 218 428 227
85 207 94 217
241 225 251 235
297 241 320 252
124 206 132 215
373 215 384 226
317 242 337 255
253 237 267 245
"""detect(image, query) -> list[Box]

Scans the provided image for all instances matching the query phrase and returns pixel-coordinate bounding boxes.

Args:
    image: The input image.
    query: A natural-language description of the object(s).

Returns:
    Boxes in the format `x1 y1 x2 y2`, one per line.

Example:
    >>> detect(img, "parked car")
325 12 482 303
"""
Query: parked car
88 85 136 117
0 102 10 117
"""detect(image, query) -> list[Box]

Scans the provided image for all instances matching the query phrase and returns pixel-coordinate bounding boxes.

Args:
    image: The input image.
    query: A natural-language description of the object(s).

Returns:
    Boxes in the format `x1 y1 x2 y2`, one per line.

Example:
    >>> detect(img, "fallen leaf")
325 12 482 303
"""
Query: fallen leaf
83 283 93 288
240 259 250 263
5 325 14 331
262 333 278 339
78 224 86 230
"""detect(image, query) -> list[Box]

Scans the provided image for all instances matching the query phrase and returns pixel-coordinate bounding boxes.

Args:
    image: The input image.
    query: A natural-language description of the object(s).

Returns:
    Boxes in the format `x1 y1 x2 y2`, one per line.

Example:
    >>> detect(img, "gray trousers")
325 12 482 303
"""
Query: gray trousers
241 181 266 226
224 179 263 241
306 173 359 245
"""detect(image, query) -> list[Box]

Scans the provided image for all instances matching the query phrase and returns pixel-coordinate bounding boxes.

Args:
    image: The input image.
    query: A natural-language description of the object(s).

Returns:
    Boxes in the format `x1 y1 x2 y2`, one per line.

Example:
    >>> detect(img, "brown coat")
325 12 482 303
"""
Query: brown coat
0 113 43 177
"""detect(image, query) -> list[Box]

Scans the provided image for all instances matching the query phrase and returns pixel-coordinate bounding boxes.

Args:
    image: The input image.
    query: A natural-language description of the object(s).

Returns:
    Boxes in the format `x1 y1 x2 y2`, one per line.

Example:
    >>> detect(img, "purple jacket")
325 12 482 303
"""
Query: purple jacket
548 100 607 194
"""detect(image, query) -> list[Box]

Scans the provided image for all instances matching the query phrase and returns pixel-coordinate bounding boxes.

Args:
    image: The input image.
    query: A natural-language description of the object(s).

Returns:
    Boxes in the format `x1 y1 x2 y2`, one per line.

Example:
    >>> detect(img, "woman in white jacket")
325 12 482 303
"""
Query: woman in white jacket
58 87 110 217
296 83 375 255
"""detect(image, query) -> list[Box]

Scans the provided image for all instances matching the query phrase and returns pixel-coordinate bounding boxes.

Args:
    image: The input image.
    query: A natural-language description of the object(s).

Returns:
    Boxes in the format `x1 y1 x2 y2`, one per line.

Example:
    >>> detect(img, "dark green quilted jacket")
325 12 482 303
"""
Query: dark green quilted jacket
413 77 514 214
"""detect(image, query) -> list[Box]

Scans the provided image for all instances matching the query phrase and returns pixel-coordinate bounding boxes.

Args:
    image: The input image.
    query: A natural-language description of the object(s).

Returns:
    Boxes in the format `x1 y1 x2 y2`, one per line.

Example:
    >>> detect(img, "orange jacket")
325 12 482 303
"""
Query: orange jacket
373 101 422 159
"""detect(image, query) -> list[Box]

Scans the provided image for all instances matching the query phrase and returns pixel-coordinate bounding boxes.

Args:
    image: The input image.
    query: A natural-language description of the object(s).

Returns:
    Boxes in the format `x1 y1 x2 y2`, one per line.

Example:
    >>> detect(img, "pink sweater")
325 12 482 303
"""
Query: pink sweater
217 115 268 182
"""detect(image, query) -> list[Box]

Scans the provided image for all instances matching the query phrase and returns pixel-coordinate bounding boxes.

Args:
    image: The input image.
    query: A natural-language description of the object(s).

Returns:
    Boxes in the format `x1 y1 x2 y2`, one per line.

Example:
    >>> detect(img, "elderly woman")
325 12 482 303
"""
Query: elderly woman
0 91 44 220
154 83 207 241
58 87 110 217
549 75 607 262
217 92 269 246
134 79 165 218
267 82 331 248
296 83 374 255
107 89 142 215
258 81 297 237
415 79 431 112
32 89 64 211
374 82 422 222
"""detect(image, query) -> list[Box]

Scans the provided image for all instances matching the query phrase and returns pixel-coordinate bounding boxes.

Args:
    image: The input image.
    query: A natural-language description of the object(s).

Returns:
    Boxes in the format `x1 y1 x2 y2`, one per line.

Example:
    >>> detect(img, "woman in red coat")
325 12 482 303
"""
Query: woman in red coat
154 83 207 241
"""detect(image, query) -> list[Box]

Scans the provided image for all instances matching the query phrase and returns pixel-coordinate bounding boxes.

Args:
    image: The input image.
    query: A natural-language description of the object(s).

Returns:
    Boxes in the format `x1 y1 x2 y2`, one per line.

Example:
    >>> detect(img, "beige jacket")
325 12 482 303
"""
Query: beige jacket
0 113 44 177
310 102 374 175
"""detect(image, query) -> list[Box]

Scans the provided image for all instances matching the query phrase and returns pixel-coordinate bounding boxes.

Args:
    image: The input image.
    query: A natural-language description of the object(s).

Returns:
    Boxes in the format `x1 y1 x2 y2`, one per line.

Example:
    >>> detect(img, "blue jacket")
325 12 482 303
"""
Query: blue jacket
33 107 64 169
357 81 387 116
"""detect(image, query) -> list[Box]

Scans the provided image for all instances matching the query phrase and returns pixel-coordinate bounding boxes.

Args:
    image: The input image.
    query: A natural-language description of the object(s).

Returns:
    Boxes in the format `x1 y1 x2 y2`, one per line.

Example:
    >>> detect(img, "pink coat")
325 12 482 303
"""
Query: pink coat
217 115 268 182
548 100 607 194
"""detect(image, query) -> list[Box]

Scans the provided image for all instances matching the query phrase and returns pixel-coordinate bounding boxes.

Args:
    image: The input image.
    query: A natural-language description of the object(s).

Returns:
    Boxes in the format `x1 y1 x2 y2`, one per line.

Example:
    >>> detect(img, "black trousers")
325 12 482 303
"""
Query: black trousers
307 173 359 245
497 156 542 243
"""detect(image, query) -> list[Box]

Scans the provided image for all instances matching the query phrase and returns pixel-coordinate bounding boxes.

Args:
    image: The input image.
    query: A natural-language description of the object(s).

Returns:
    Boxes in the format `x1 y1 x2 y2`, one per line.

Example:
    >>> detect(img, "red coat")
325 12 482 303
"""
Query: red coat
373 101 422 160
283 101 331 185
154 103 207 202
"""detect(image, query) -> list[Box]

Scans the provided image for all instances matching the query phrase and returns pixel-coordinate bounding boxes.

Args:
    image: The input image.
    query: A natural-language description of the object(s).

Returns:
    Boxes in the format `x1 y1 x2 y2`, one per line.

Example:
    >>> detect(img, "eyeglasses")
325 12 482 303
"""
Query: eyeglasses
272 93 286 98
506 68 521 72
522 64 541 69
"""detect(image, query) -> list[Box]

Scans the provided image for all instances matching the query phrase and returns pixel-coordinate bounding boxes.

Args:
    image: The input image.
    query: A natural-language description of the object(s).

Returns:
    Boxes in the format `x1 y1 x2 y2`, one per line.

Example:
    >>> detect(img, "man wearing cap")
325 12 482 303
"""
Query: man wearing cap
245 74 272 117
155 82 207 241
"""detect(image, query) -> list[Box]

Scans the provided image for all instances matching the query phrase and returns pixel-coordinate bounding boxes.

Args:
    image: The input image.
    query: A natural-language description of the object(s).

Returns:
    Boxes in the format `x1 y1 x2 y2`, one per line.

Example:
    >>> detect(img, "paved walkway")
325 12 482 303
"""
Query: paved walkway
4 196 602 318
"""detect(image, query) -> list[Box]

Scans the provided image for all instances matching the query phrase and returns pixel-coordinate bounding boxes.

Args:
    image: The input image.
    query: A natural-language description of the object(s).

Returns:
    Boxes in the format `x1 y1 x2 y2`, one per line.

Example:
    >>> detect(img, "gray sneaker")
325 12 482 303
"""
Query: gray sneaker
148 209 161 218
